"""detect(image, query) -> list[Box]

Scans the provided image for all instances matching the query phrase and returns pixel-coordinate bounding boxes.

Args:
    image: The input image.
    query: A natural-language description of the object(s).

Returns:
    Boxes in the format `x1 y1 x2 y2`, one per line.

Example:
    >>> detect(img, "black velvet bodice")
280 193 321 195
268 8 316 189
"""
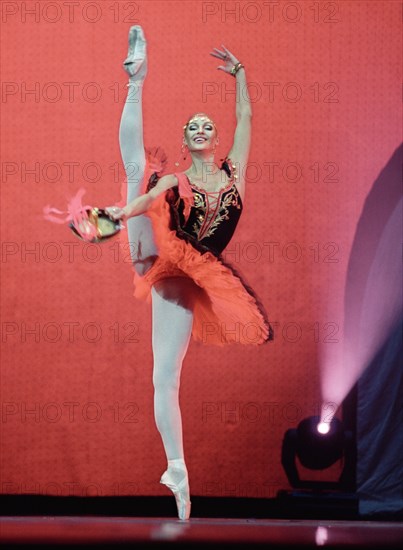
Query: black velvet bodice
167 168 243 256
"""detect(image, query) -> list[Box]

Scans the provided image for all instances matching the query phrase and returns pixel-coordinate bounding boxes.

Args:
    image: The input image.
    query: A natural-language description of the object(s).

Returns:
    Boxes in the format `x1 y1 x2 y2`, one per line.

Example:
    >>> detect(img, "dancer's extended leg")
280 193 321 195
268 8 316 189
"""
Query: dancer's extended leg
151 278 195 520
119 26 158 275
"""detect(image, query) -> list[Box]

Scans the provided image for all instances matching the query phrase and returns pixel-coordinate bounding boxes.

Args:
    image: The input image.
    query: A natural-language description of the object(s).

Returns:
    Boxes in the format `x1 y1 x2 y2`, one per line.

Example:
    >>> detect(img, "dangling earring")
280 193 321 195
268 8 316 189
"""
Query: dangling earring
175 143 188 167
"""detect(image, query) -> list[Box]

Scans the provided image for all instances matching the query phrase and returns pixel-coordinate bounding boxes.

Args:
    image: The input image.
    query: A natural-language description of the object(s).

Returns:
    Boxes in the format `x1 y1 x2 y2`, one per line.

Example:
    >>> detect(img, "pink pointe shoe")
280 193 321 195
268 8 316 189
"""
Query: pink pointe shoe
160 463 191 521
123 25 147 80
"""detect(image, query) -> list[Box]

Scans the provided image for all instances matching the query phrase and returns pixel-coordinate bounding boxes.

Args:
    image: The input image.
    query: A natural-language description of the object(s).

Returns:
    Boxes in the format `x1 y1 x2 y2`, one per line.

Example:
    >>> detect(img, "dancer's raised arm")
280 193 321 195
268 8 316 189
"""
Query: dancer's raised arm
210 45 251 199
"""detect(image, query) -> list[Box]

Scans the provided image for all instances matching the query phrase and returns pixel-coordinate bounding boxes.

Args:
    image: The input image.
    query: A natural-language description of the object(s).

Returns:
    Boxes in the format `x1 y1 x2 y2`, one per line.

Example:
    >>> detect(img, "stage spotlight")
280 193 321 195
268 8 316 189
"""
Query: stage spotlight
317 422 330 435
281 415 355 490
296 415 344 470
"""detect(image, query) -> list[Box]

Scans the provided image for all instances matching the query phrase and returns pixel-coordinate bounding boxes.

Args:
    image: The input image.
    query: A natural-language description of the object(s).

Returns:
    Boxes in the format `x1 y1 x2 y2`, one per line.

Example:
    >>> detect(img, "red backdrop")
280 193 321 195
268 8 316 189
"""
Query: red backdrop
1 0 401 498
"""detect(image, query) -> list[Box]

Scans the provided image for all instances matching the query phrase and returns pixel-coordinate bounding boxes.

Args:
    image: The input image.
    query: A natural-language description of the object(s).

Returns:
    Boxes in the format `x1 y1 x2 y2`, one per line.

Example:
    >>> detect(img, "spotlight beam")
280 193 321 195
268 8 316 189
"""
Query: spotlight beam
319 149 402 414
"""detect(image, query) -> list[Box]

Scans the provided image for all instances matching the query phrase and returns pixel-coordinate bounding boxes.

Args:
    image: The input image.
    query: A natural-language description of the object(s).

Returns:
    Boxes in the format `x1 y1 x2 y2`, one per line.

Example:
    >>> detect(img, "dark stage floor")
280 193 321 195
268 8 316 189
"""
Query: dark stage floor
1 495 402 548
1 516 403 548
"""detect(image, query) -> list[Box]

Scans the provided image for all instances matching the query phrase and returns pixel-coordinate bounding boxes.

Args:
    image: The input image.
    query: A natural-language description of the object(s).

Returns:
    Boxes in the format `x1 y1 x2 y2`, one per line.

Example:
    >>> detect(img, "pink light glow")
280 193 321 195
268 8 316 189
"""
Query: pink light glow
319 149 402 420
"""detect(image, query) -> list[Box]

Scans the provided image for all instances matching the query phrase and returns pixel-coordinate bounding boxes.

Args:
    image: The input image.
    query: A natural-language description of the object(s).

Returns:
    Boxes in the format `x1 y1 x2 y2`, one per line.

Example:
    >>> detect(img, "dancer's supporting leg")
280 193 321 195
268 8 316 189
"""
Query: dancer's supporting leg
152 278 196 520
120 26 158 276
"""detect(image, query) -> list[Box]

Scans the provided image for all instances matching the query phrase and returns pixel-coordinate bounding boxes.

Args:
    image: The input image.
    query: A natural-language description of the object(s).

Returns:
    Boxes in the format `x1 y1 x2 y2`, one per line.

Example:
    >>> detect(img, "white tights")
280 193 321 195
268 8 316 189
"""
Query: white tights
119 78 193 467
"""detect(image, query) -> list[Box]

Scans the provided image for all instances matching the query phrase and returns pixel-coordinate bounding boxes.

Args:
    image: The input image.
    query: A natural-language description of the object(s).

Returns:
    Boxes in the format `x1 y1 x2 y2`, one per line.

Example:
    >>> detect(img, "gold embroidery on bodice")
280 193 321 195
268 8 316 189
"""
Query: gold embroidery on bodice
191 185 241 241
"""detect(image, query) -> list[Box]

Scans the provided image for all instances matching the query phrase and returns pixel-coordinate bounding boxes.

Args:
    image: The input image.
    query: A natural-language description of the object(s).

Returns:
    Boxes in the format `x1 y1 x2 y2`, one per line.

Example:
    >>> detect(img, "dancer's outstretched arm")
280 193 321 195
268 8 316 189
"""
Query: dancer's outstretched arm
106 173 177 220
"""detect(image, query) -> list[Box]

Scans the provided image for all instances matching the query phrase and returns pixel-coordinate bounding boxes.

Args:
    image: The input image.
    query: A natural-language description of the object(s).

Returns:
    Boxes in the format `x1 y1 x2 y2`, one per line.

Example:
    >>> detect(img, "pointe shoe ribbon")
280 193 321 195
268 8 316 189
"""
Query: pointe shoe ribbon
160 470 191 521
123 25 147 79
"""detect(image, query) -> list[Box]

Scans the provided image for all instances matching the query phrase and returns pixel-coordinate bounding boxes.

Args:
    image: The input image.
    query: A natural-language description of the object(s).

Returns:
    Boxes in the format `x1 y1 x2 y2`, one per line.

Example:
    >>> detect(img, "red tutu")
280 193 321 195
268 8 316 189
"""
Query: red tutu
129 191 273 346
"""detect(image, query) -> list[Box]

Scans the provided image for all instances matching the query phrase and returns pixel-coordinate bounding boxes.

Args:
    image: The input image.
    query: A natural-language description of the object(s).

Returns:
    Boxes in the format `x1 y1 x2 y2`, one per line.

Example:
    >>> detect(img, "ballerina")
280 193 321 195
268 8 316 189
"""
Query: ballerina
106 25 273 521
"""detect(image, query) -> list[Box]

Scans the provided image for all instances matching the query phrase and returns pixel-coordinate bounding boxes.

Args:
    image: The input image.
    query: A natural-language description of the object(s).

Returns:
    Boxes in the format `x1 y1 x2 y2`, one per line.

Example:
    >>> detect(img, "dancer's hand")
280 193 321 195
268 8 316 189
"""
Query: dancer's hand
210 45 241 74
105 206 126 221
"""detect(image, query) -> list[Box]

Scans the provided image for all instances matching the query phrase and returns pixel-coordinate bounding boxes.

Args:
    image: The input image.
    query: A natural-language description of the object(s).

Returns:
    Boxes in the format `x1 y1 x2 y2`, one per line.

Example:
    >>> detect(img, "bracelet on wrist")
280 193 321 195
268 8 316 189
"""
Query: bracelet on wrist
230 62 244 76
